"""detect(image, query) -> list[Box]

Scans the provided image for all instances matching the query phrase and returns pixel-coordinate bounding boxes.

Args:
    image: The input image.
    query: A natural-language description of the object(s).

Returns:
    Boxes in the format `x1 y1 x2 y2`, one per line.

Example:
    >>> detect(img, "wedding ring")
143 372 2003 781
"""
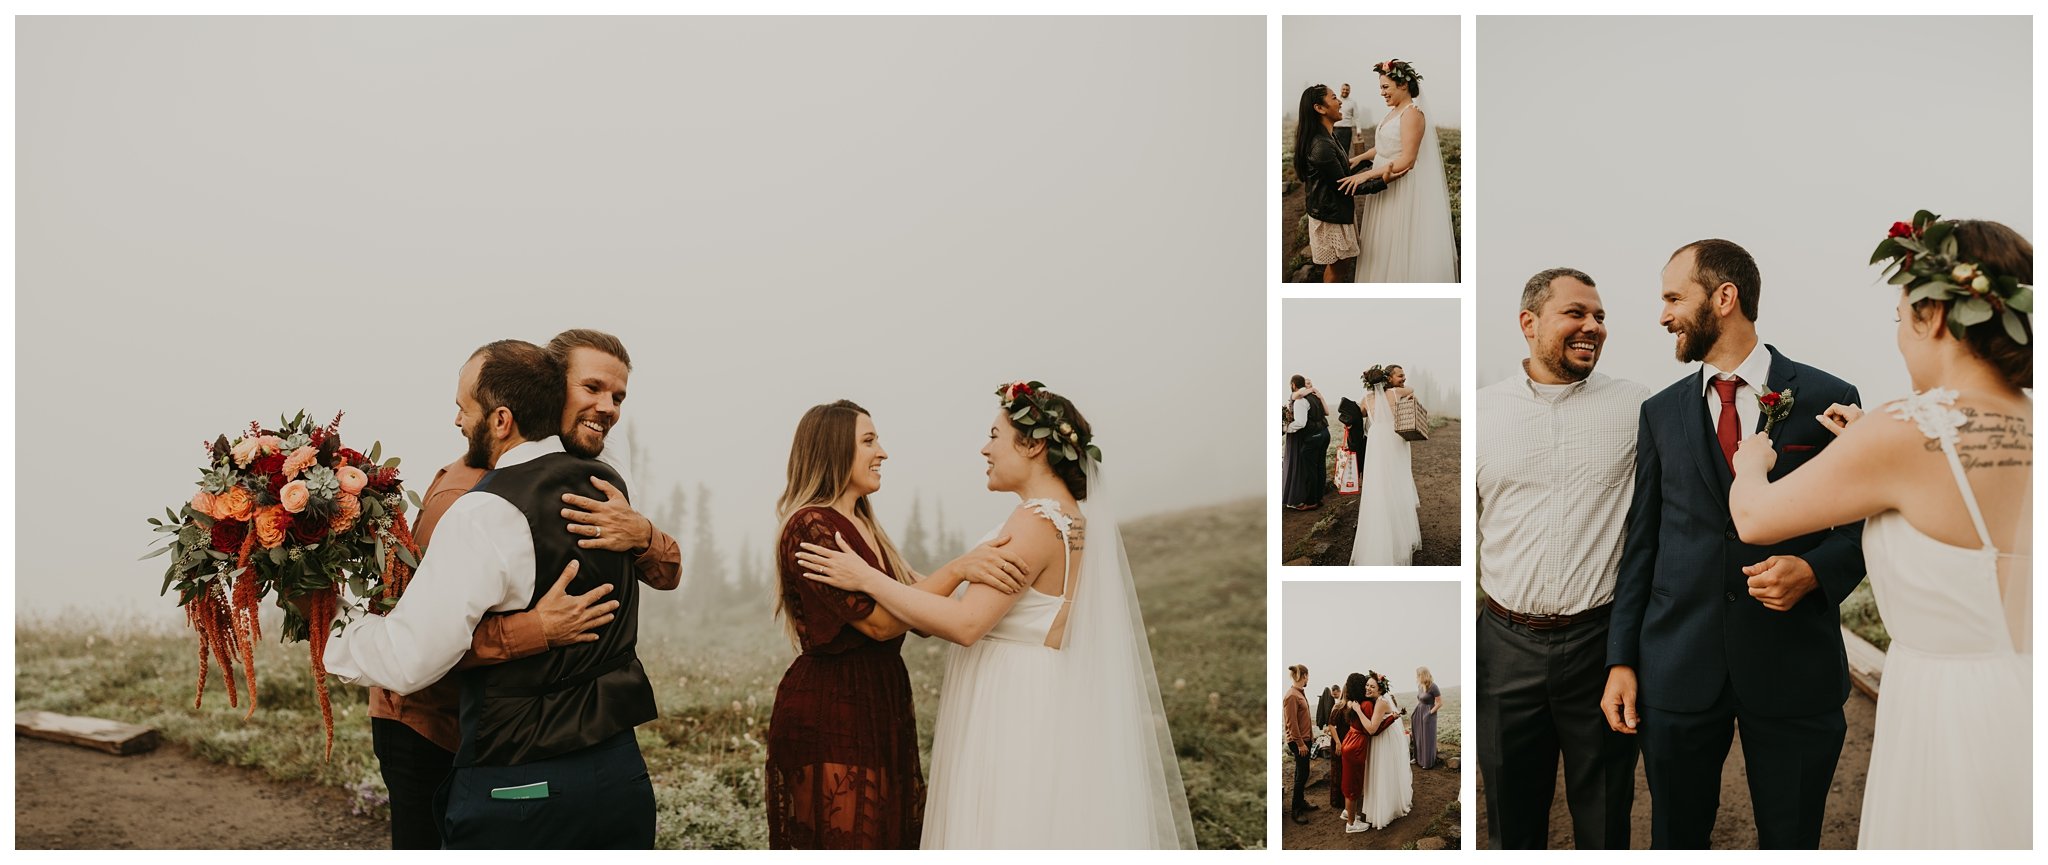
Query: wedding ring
594 526 602 539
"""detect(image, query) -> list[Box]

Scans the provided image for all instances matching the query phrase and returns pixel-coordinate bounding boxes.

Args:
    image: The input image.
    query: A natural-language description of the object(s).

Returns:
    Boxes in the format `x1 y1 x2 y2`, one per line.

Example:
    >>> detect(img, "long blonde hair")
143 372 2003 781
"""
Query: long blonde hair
772 400 915 644
1416 666 1434 689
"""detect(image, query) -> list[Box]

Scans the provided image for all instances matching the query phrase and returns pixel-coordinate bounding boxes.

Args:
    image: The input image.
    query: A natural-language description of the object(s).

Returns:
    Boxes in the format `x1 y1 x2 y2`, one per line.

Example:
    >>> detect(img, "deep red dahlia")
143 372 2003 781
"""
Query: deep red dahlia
289 516 328 545
209 519 249 554
335 448 365 467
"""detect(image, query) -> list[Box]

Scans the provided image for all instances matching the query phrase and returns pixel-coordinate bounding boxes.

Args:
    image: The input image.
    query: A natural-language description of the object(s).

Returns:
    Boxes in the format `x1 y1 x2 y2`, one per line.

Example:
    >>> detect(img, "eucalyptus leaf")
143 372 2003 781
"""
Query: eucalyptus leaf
1953 296 1994 326
140 545 172 561
2000 308 2029 344
1941 234 1958 260
1906 283 1949 303
383 457 400 469
270 546 286 565
1914 209 1938 226
1031 427 1052 439
1870 238 1901 264
1011 406 1032 421
1888 269 1919 287
396 544 419 569
2007 285 2032 314
368 442 382 464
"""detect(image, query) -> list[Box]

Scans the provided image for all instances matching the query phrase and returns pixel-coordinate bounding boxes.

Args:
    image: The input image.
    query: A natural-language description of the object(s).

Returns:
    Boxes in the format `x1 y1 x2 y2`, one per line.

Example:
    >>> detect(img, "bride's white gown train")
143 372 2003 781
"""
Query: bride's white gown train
1856 390 2031 849
921 465 1196 849
1351 388 1421 565
1354 101 1458 283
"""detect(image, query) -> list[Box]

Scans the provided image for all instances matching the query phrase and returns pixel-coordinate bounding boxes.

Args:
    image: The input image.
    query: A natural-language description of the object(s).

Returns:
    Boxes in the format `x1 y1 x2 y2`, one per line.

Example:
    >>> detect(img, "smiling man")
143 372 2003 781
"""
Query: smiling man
366 328 682 849
1475 267 1648 849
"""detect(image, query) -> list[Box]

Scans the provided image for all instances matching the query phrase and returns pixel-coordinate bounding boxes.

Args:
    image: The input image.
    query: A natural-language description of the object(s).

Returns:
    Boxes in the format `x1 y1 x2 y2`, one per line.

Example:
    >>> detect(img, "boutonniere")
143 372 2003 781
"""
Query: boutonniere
1757 387 1795 435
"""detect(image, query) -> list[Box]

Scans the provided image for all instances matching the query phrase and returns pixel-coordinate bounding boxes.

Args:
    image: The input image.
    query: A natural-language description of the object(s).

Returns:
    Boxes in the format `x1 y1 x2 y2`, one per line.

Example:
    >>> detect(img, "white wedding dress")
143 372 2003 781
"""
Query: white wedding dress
921 464 1196 849
1355 100 1458 283
1857 389 2031 849
1351 387 1422 565
1360 695 1413 829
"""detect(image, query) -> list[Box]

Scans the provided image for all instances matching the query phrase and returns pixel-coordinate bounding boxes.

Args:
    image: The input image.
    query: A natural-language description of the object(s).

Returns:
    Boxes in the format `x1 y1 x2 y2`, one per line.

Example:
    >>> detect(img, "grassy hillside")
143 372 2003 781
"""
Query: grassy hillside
17 498 1266 849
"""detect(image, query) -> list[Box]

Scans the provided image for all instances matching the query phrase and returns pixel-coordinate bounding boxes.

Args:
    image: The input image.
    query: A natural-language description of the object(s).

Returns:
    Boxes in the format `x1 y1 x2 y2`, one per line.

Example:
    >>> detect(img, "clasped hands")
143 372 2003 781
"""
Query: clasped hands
798 534 1032 594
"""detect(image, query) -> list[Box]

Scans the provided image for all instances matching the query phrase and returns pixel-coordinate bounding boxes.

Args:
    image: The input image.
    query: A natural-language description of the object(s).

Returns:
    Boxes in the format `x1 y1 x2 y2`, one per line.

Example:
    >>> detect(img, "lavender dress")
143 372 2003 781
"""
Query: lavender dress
1412 683 1441 768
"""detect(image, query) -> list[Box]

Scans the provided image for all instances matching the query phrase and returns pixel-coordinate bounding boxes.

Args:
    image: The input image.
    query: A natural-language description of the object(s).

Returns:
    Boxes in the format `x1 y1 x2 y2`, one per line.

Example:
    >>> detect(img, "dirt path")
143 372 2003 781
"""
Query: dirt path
14 737 390 850
1279 755 1459 850
1473 690 1876 849
1281 420 1460 567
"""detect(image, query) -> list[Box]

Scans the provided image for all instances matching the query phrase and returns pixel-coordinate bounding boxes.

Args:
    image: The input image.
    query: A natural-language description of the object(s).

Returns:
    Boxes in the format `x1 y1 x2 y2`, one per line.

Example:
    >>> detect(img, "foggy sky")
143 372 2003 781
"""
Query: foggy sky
1280 298 1462 417
14 16 1267 617
1281 580 1460 695
1282 16 1461 129
1477 16 2032 394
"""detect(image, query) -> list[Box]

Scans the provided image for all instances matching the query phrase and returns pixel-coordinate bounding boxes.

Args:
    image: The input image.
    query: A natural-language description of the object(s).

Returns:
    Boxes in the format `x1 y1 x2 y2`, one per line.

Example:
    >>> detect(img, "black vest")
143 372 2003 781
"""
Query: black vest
1303 393 1328 430
454 451 658 767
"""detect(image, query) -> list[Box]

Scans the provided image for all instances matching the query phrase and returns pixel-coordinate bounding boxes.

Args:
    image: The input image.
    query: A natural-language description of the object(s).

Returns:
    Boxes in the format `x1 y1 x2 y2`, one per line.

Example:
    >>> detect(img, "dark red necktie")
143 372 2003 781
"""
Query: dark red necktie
1712 376 1744 470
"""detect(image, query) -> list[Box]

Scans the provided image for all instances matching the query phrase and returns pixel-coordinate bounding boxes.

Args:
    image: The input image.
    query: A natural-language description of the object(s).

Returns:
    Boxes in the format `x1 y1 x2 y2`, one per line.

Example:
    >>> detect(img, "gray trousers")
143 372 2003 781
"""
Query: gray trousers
1476 607 1638 849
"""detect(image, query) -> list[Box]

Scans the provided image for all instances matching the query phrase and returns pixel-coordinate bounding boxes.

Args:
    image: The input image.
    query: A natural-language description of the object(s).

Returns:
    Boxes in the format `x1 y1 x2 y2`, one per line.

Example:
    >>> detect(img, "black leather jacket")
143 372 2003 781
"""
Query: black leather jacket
1302 129 1354 225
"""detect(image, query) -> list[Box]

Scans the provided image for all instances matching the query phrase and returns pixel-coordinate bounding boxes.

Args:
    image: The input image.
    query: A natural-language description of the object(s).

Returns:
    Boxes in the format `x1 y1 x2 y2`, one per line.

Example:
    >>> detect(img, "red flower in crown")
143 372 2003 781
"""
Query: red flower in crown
1887 221 1917 239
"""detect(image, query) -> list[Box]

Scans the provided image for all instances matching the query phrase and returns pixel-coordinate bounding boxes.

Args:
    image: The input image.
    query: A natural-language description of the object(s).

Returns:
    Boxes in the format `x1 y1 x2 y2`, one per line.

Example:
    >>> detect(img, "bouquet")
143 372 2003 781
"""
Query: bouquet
145 410 422 758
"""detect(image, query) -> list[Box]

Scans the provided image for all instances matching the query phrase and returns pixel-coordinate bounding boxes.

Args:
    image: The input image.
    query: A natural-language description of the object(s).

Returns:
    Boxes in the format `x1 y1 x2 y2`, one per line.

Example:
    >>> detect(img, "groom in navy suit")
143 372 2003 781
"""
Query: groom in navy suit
1604 239 1865 849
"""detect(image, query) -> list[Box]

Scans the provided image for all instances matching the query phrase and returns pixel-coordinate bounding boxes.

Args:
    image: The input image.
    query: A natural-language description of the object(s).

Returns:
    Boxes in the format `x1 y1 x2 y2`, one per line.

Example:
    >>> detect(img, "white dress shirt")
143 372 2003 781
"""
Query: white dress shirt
1700 340 1772 436
1286 396 1309 432
1337 95 1359 129
324 436 566 695
1475 365 1650 616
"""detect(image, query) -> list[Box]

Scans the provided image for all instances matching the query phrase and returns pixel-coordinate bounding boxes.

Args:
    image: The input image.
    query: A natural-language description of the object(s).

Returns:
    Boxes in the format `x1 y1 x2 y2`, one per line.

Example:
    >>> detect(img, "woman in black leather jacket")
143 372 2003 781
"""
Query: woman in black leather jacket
1293 84 1360 283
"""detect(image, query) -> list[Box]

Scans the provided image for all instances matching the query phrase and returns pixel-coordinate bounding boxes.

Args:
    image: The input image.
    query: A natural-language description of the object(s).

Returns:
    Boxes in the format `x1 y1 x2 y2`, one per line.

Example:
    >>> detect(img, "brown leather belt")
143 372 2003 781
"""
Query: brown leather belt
1485 597 1611 630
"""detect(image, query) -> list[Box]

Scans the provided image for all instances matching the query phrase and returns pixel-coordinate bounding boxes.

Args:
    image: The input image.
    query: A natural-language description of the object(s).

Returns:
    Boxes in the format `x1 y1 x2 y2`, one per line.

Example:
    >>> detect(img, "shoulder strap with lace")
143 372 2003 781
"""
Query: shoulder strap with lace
1020 498 1079 649
1887 388 1995 551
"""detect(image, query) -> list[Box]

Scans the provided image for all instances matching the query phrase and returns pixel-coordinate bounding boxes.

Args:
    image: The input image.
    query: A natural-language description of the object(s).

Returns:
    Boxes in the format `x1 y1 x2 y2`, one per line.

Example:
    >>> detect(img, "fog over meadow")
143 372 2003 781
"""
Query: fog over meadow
14 16 1267 619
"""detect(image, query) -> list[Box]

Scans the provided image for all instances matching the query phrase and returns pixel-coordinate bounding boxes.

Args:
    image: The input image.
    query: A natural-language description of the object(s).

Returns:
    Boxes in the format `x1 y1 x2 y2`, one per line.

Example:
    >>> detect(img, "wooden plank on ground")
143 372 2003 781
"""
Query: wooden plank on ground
1841 626 1885 701
15 710 159 756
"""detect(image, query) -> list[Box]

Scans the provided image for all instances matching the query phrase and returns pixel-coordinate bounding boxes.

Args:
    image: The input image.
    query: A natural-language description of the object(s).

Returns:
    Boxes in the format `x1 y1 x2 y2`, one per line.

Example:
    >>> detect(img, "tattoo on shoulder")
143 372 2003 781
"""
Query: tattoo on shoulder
1940 408 2034 472
1069 520 1087 553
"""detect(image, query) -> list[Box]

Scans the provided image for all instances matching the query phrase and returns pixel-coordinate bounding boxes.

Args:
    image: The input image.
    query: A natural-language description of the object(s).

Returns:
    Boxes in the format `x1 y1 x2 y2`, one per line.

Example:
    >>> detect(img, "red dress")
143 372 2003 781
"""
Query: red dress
764 507 924 848
1341 705 1371 802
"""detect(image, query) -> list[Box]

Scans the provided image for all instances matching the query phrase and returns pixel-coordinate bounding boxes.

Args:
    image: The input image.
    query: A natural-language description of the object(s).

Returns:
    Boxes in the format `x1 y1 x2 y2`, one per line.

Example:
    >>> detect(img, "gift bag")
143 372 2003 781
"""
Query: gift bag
1334 438 1360 495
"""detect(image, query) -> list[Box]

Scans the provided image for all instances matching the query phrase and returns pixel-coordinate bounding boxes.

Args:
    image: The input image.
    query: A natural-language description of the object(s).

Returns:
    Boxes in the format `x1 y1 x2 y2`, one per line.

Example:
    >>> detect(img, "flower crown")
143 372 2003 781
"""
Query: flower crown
1374 59 1420 86
1872 210 2034 344
1360 365 1391 386
996 380 1101 466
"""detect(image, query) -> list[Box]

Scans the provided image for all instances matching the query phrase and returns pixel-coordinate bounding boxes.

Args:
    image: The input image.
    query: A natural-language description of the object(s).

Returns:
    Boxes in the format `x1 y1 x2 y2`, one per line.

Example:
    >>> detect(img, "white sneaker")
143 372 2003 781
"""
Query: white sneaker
1345 820 1370 834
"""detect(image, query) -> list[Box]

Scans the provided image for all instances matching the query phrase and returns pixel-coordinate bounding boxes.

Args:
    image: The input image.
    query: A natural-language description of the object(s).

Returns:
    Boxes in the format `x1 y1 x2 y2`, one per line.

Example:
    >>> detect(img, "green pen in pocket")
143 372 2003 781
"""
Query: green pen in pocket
490 781 550 800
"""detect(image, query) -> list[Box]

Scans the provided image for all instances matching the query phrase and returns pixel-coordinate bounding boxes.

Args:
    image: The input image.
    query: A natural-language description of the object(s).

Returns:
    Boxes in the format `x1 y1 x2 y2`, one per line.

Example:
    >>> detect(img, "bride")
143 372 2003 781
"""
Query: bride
1355 673 1412 832
1351 365 1423 565
796 381 1196 849
1729 214 2031 849
1338 59 1457 283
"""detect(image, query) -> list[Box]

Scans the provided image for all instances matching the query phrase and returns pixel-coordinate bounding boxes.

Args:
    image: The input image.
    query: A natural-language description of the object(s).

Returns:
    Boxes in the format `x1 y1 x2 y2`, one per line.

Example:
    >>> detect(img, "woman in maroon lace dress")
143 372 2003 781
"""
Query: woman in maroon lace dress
765 400 1027 848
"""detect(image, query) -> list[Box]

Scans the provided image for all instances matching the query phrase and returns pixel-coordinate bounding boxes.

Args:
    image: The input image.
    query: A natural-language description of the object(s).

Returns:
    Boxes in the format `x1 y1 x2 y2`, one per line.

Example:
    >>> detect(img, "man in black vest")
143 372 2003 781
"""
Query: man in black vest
322 339 662 849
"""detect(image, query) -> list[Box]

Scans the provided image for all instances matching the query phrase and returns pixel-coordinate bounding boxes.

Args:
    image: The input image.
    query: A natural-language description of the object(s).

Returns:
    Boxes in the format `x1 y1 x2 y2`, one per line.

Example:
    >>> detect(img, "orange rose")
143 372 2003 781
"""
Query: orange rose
230 437 263 468
335 465 369 496
259 435 284 455
190 490 218 519
328 493 361 533
282 446 319 480
254 506 290 548
280 480 311 514
216 486 255 522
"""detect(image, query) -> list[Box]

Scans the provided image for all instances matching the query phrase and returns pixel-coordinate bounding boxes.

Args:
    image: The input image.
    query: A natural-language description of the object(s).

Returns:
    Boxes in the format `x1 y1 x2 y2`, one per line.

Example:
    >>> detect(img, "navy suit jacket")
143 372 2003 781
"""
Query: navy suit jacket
1607 345 1866 718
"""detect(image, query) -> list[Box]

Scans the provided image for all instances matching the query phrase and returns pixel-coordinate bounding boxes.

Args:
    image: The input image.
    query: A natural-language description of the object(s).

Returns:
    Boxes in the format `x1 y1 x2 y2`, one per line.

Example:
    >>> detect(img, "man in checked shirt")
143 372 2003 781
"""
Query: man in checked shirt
1475 268 1649 849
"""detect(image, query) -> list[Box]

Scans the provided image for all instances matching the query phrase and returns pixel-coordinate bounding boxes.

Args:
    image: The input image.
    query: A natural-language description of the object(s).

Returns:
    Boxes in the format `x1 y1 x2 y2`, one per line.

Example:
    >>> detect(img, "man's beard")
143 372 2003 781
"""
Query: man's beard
1539 337 1595 383
561 415 605 459
463 421 494 469
1674 301 1721 363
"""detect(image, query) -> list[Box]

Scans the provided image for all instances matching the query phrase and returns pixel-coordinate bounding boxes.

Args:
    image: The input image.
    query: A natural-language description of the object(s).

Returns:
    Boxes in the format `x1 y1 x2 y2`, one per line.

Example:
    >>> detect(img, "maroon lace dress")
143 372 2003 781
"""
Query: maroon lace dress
764 507 924 849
